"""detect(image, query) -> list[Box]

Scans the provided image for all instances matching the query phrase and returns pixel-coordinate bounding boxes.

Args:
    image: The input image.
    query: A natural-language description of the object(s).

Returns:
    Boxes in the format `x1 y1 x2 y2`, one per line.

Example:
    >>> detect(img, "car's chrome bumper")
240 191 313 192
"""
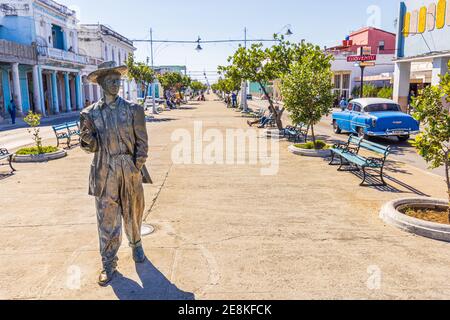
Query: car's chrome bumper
367 130 420 137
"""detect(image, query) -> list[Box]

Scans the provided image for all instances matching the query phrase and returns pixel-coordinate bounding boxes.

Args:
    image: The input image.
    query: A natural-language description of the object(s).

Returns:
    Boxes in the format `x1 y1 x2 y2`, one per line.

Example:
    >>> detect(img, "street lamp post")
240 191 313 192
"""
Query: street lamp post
360 64 365 98
150 28 158 114
241 27 249 113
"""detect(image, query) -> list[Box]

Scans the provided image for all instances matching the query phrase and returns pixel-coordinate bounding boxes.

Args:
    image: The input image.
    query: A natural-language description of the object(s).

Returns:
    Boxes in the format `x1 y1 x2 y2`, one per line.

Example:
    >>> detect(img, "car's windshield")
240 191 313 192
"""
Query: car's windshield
364 103 401 113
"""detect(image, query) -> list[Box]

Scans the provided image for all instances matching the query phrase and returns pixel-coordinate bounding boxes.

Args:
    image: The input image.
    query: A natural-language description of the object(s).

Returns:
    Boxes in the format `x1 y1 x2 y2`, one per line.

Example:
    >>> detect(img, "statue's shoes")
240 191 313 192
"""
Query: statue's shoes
98 268 117 287
133 246 146 264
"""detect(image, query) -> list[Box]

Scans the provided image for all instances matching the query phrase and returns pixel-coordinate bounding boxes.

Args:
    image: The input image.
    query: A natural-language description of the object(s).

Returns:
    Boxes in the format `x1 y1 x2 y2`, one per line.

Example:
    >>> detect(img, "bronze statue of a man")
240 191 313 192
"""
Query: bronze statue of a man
80 61 151 286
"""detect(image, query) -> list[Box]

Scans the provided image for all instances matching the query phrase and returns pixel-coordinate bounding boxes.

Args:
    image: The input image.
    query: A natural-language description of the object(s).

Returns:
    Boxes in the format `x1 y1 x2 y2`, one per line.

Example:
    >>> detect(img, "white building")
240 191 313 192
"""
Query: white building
78 24 138 105
393 0 450 111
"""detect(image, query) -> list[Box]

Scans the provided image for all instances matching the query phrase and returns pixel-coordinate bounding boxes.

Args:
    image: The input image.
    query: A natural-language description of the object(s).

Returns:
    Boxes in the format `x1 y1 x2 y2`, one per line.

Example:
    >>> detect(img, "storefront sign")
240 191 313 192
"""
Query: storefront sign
347 55 377 62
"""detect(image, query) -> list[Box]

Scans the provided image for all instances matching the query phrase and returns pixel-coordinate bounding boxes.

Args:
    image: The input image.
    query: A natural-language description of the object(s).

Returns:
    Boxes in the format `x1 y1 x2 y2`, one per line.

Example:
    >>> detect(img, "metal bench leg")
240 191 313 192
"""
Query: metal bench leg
379 167 387 186
329 152 336 165
338 156 345 171
360 167 367 186
8 155 16 173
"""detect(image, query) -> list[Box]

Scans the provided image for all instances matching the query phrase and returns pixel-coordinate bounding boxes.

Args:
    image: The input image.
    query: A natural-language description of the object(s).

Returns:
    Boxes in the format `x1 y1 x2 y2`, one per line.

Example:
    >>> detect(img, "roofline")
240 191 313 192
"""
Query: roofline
350 26 397 38
79 24 134 48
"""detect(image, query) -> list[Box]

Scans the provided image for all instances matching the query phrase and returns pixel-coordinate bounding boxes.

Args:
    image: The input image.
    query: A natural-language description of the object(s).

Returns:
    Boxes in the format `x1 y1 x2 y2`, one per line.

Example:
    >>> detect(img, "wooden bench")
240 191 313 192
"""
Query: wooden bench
52 122 80 148
329 136 391 186
284 123 308 142
0 148 16 174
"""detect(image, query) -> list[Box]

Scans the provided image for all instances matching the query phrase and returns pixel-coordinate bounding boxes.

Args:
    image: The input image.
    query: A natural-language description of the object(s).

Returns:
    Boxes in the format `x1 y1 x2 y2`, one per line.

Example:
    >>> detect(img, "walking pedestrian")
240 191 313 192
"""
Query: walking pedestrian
8 99 16 125
339 96 348 111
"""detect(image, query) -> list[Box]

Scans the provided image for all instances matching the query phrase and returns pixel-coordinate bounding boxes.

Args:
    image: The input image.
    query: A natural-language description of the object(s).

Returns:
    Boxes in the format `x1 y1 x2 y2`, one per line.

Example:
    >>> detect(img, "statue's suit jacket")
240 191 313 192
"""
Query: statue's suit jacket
80 96 151 197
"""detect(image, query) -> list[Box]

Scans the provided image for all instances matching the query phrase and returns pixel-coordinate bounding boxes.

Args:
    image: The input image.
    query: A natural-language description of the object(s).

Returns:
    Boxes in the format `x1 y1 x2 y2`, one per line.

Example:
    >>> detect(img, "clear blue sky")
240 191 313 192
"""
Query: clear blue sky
60 0 401 82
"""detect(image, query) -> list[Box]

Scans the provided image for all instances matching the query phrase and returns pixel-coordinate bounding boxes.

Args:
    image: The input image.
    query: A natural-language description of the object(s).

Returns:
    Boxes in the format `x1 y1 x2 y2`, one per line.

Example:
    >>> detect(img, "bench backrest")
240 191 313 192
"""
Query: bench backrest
66 122 79 129
53 124 68 132
359 139 391 157
348 135 362 147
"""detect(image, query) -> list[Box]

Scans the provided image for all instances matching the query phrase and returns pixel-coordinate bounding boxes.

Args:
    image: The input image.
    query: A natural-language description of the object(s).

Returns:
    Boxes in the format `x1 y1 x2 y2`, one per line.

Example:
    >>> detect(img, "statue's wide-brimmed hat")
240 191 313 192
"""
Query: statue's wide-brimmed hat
87 61 128 84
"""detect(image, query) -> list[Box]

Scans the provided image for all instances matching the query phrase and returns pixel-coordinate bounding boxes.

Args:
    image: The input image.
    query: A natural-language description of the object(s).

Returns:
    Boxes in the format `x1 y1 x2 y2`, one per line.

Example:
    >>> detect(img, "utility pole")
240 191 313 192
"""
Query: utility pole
150 28 157 114
241 27 249 113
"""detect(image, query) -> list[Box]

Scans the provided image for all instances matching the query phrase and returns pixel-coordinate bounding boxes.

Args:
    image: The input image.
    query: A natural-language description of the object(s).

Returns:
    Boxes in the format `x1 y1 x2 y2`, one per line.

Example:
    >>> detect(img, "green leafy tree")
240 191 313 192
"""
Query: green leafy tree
24 111 43 154
219 35 321 130
412 72 450 214
126 54 156 105
158 72 183 93
190 80 207 94
281 46 334 146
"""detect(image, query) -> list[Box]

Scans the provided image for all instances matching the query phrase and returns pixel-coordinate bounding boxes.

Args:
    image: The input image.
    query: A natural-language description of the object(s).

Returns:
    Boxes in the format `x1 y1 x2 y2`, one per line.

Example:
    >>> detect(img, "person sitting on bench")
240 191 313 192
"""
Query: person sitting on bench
247 110 273 128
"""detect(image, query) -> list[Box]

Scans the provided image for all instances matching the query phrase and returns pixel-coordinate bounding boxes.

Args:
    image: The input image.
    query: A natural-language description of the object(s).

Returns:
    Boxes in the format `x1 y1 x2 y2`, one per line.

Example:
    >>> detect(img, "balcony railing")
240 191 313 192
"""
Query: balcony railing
38 46 88 65
36 0 76 16
0 39 37 64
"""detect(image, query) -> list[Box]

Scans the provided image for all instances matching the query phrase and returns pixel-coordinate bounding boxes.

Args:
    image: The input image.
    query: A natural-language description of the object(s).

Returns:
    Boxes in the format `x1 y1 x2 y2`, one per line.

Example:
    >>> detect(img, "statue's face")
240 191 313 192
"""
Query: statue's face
100 73 121 96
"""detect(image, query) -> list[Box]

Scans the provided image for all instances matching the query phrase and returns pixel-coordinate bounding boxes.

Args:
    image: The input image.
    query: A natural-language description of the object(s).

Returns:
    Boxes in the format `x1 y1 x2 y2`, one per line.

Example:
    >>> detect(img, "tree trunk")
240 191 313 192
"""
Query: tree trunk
310 123 316 147
445 152 450 219
258 81 283 130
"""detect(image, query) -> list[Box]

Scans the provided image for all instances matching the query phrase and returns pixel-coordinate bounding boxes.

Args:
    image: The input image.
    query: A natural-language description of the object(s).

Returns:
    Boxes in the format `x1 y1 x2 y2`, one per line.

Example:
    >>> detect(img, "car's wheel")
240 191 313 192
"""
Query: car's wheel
333 121 342 134
398 135 410 142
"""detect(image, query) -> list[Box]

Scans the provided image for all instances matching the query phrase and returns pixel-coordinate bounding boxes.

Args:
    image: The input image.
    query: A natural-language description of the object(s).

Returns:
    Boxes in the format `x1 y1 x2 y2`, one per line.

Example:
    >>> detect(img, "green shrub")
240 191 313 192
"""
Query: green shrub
16 146 58 155
377 87 393 99
295 140 330 150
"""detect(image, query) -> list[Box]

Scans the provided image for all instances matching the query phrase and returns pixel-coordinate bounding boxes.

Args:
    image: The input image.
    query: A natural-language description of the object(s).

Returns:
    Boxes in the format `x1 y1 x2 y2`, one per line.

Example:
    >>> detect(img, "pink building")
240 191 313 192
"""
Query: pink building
327 27 396 55
326 27 397 100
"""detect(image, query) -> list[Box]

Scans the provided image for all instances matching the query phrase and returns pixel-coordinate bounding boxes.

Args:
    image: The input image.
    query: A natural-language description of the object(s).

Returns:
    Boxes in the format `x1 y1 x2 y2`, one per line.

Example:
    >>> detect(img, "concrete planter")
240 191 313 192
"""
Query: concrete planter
13 149 67 163
288 145 331 158
380 198 450 242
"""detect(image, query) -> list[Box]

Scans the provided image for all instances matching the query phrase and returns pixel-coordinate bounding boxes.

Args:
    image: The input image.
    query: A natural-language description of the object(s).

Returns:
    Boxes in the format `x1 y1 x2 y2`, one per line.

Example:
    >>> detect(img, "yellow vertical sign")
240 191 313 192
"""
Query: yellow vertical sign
436 0 447 29
418 6 427 33
403 12 411 37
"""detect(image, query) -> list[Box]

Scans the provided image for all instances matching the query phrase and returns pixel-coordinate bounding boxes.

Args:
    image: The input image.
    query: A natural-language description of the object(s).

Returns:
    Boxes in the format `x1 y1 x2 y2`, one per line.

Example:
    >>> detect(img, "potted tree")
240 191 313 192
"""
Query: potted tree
380 63 450 242
281 44 334 157
14 112 66 163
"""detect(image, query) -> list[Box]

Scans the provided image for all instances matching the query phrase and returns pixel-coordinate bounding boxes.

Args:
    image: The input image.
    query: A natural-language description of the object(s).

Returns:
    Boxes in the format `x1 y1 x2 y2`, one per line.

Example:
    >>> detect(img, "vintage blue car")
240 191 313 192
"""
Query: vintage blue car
332 98 420 142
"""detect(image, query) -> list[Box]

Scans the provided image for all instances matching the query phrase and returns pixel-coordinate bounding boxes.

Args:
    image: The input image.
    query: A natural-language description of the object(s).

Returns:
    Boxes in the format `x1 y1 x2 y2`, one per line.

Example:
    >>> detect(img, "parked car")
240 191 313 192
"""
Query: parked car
332 98 420 142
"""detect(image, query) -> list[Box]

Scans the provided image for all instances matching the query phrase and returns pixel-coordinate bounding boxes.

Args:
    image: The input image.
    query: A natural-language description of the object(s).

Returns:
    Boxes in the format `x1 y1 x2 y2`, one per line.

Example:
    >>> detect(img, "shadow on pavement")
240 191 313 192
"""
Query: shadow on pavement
0 173 14 181
146 118 178 123
110 258 196 301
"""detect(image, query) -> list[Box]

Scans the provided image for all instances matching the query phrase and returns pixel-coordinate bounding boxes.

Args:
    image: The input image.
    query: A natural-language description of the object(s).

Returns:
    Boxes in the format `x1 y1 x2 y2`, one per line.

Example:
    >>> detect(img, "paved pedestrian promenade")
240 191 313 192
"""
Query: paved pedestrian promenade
0 97 448 300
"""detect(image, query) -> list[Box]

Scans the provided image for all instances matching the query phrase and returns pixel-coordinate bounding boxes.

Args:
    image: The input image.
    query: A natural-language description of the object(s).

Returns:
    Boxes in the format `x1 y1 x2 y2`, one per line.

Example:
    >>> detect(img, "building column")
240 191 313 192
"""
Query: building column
32 65 43 114
11 63 23 116
51 71 60 114
431 57 450 86
88 84 94 104
393 61 411 112
75 73 83 110
64 72 72 112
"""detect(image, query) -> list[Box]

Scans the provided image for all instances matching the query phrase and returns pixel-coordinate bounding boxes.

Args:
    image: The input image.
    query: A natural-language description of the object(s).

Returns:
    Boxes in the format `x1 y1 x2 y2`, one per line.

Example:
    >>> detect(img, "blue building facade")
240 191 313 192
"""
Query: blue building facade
0 0 86 120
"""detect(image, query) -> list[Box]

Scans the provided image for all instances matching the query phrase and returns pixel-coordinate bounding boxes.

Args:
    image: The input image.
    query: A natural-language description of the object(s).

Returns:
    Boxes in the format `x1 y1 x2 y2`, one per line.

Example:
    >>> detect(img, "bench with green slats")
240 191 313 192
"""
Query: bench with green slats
329 135 391 186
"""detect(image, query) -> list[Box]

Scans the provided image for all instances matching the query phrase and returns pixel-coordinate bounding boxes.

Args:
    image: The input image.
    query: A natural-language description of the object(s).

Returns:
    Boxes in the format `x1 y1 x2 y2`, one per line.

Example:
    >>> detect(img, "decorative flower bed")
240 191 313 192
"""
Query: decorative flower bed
13 147 67 163
288 140 332 158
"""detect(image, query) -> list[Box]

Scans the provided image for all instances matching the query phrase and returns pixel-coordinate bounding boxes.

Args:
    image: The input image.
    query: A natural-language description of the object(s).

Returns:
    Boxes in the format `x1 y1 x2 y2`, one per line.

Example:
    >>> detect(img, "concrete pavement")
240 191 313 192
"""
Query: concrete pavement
0 96 449 300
